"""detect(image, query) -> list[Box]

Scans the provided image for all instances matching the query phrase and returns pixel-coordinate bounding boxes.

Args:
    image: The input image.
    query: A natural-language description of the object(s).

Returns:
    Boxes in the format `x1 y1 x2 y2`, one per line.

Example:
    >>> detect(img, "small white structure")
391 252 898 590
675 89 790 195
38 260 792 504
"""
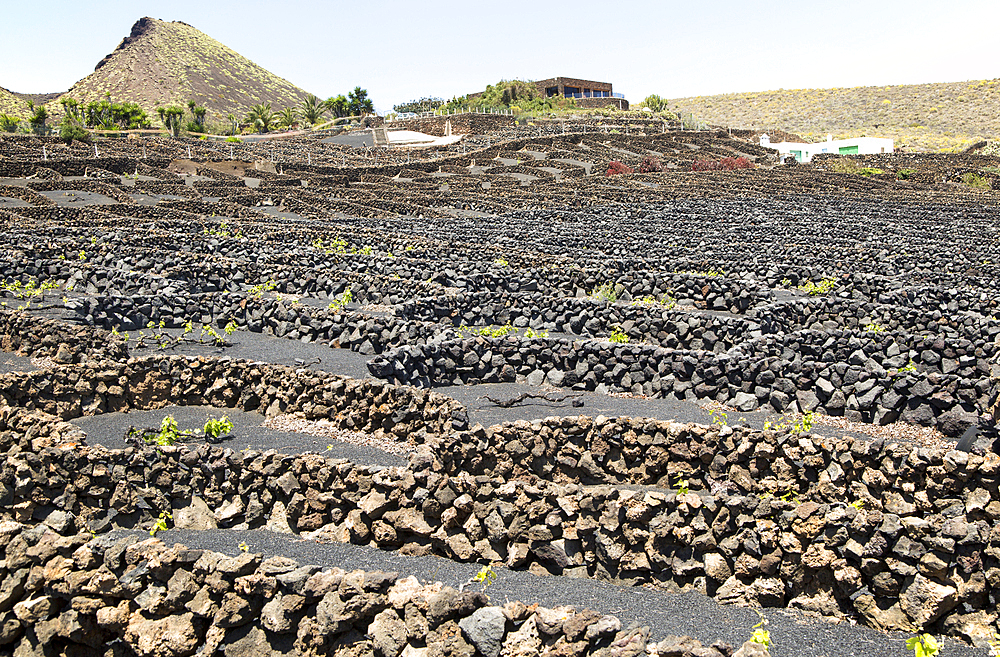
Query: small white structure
760 134 893 163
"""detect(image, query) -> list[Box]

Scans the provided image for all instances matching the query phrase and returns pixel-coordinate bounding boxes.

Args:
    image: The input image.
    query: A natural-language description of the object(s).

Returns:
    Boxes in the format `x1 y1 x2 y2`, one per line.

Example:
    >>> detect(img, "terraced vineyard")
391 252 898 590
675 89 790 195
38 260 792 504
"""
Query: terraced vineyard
1 123 1000 657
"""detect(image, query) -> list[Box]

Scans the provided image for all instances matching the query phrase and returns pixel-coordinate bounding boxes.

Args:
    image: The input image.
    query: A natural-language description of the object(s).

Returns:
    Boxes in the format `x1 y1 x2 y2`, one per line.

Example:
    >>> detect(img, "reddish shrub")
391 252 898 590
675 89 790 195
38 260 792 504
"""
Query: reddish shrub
606 161 634 176
720 156 753 170
637 155 663 173
691 159 722 171
691 156 754 171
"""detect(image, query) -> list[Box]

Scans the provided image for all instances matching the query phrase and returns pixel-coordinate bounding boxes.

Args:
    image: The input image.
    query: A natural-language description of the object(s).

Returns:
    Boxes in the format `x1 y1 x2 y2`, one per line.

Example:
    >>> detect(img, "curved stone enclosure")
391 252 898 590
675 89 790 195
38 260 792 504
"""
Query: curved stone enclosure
0 349 998 644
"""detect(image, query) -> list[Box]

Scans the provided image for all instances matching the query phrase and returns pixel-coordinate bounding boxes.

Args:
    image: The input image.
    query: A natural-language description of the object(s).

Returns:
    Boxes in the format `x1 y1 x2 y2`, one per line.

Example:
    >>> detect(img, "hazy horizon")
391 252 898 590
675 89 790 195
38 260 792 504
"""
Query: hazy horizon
3 0 997 114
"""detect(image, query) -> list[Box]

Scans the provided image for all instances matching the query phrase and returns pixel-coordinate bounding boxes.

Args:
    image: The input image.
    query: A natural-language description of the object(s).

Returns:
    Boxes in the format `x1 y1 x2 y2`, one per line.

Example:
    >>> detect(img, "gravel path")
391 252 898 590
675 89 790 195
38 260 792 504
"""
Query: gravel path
38 190 117 206
0 350 36 375
126 327 373 380
70 405 407 467
435 382 960 448
116 527 984 657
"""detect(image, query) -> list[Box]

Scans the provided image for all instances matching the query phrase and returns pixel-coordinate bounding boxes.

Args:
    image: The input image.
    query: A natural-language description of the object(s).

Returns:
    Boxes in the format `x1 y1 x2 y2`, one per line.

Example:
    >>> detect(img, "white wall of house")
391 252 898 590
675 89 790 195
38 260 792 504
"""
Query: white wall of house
760 134 894 163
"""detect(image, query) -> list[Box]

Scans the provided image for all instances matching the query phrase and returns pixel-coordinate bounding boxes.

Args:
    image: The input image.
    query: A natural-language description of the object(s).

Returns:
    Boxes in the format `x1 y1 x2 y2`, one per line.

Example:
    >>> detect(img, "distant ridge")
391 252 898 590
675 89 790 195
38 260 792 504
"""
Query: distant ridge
48 17 314 127
669 79 1000 152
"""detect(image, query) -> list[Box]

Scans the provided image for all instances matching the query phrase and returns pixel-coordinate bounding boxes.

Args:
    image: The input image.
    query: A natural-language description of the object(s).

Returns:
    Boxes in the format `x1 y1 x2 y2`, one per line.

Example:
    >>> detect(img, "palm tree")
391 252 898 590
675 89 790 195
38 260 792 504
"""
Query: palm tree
156 106 184 137
348 87 374 116
279 107 298 128
227 113 237 136
245 103 276 134
186 100 207 130
324 95 349 118
300 94 324 125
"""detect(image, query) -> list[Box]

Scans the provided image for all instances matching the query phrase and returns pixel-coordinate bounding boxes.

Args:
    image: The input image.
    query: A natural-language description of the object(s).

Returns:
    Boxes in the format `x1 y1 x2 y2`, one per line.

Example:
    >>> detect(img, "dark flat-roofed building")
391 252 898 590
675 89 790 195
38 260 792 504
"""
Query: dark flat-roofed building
468 76 628 110
535 77 611 99
533 77 628 109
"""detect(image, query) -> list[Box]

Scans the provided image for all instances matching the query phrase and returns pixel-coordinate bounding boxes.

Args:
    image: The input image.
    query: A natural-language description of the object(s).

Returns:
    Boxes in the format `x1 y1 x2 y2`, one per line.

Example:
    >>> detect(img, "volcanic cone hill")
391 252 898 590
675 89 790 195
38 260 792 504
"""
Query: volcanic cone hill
49 17 314 126
0 86 29 119
670 78 1000 152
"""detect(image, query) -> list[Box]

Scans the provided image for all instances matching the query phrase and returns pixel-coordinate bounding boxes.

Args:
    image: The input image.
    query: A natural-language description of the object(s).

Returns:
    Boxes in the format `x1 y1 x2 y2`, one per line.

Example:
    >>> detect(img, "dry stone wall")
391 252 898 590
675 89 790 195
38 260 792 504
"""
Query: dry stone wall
0 521 684 657
0 393 999 643
368 330 988 436
0 354 466 434
0 310 127 365
387 114 516 137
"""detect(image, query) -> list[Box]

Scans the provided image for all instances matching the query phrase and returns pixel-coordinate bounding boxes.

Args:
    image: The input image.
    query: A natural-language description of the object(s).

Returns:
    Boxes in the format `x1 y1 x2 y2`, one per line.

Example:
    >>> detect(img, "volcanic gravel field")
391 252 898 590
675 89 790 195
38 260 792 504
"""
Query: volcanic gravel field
1 124 1000 657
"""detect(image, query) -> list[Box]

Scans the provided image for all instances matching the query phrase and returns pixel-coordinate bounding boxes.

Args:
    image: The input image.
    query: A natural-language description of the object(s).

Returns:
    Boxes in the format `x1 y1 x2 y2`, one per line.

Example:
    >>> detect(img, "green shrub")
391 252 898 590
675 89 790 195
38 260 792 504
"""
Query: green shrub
896 168 917 180
798 277 838 295
225 136 240 142
961 172 989 188
203 416 233 442
59 119 92 145
393 97 444 114
642 94 670 113
830 158 882 176
609 327 629 343
0 114 20 133
906 634 940 657
590 282 618 303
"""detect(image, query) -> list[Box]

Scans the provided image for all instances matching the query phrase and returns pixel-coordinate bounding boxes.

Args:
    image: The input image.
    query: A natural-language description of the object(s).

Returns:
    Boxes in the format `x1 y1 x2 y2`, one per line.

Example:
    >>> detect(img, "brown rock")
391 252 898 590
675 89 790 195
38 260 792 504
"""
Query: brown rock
732 639 770 657
900 574 958 627
852 595 913 632
261 593 305 634
214 592 257 628
174 497 218 530
125 611 200 657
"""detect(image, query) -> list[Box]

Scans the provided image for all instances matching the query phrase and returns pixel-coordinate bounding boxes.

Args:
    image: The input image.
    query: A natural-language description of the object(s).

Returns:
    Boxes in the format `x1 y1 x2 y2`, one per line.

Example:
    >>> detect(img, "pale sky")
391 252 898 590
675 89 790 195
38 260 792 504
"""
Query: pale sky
2 0 998 113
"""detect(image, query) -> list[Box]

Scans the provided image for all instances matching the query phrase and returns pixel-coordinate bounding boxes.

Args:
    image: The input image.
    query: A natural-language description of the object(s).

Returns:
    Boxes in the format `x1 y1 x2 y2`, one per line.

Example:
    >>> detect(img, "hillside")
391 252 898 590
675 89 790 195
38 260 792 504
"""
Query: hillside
0 86 29 119
48 17 314 128
669 79 1000 152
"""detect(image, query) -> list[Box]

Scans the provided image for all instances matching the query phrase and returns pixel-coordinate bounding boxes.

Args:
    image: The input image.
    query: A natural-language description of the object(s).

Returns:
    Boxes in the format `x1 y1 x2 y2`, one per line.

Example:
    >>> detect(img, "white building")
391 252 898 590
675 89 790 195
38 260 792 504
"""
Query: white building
760 134 894 163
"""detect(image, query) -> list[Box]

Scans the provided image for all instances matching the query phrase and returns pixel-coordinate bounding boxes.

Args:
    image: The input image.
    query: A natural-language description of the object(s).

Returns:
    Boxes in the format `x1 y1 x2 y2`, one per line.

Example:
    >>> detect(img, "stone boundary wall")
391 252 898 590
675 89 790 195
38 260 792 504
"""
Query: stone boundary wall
368 331 989 435
386 114 516 137
17 200 995 318
0 310 126 364
574 97 630 110
0 185 56 206
65 292 450 355
0 522 678 657
0 156 172 178
755 297 1000 342
398 294 755 349
0 355 466 433
428 415 990 509
0 402 998 641
816 277 1000 318
397 276 765 321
